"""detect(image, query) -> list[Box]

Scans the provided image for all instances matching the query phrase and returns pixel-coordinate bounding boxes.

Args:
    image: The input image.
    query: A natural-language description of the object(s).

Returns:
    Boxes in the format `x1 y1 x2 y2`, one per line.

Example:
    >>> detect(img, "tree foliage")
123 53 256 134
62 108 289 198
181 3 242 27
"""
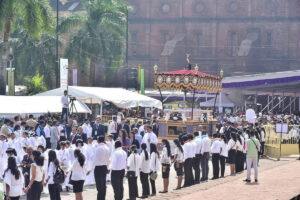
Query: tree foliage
24 73 47 95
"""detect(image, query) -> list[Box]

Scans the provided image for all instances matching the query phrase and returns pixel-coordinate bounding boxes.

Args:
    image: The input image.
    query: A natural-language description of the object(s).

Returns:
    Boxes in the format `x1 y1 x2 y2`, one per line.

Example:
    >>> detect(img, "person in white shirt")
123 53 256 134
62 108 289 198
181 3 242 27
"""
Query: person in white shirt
127 145 140 200
182 135 194 187
236 131 245 173
260 127 266 158
67 149 86 200
57 141 72 191
82 119 93 138
200 131 211 181
44 121 52 149
173 139 184 190
159 139 171 194
139 143 150 198
89 136 110 200
192 132 201 184
84 137 96 186
0 134 8 180
110 141 127 200
61 90 69 122
44 150 61 200
142 126 158 152
227 133 237 175
211 134 221 179
109 117 118 140
149 143 160 197
219 135 228 178
3 157 24 200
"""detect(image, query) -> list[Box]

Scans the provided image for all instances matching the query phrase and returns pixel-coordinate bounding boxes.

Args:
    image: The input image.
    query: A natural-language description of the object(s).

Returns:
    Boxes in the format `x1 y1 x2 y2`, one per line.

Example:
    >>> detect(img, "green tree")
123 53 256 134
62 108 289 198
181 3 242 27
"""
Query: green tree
0 0 53 94
65 0 127 86
24 73 47 95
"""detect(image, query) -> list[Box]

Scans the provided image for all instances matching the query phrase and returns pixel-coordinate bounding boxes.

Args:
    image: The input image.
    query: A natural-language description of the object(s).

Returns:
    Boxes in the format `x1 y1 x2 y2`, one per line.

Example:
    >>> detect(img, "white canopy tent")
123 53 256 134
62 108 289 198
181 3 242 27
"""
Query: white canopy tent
0 96 91 117
36 86 163 115
200 93 236 107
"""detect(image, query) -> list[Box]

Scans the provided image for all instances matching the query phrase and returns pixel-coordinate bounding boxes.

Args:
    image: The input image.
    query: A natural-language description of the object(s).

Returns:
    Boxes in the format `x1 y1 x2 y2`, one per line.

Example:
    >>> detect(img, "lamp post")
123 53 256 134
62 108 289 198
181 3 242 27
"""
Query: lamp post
126 6 129 89
6 48 15 96
213 69 224 117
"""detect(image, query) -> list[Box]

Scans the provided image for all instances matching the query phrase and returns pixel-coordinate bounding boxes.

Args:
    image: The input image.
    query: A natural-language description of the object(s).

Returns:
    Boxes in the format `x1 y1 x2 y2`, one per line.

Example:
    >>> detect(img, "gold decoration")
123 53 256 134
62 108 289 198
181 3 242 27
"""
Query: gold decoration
153 64 158 73
195 64 199 71
220 69 224 78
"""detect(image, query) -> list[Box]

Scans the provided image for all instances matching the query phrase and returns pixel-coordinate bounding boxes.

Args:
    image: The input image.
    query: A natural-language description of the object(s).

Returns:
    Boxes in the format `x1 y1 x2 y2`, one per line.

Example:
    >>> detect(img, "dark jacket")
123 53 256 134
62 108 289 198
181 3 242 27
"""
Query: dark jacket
69 133 83 144
118 124 130 135
92 123 106 139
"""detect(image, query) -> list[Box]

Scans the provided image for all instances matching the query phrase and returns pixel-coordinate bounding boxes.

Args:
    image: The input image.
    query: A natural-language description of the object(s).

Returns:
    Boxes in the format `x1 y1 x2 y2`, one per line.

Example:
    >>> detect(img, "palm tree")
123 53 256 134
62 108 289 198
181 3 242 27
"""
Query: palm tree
0 0 53 94
65 0 127 86
24 73 47 95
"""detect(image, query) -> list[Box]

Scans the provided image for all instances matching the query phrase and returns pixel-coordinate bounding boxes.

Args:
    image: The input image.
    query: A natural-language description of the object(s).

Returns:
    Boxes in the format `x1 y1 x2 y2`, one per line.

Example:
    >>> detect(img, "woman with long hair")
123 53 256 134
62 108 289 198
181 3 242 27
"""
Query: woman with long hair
219 135 228 178
227 133 237 175
149 143 160 197
24 150 44 200
129 131 140 151
67 149 85 200
3 157 24 200
159 139 171 193
235 131 244 173
118 129 130 153
140 143 150 198
173 139 184 189
127 145 140 200
44 150 61 200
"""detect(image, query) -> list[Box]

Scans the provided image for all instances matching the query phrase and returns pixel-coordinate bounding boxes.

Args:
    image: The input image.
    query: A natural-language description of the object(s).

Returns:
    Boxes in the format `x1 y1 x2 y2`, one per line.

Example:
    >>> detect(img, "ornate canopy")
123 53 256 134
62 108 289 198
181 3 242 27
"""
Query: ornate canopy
154 68 223 92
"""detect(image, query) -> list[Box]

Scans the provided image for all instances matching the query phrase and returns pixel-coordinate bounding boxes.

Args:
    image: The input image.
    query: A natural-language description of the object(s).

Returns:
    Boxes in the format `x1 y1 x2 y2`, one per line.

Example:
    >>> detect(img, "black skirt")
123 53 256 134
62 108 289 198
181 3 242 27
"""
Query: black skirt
228 149 237 164
72 180 84 193
174 162 183 176
161 164 170 179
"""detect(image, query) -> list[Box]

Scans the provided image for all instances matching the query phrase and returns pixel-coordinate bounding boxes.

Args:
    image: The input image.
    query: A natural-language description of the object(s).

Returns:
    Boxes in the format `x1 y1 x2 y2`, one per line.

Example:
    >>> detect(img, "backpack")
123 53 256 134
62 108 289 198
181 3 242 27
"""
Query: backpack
53 166 65 184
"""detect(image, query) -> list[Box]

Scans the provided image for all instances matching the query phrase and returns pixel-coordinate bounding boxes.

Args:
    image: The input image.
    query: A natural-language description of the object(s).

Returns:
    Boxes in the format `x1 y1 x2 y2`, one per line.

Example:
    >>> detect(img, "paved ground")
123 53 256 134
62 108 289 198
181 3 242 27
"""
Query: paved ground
2 157 299 200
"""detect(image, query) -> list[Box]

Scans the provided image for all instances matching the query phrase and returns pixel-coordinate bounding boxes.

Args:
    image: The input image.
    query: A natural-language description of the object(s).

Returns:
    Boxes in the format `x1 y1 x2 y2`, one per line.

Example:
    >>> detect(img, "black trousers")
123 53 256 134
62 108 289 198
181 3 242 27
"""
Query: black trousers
219 155 226 177
149 171 156 195
201 152 209 180
111 169 125 200
140 172 150 196
193 154 201 183
94 166 108 200
48 183 61 200
4 196 20 200
235 151 244 173
46 138 51 149
29 181 43 200
128 175 138 199
260 142 265 157
183 158 194 187
212 153 220 178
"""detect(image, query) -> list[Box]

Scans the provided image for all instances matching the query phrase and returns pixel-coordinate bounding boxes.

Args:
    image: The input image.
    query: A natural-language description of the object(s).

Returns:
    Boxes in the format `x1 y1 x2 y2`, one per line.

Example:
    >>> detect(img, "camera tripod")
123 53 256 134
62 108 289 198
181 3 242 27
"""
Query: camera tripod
69 98 77 115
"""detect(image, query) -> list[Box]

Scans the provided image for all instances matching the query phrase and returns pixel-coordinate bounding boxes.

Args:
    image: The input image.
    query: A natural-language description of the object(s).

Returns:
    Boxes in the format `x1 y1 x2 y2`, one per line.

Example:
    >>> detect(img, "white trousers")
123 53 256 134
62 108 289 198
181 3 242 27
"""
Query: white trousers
246 157 258 180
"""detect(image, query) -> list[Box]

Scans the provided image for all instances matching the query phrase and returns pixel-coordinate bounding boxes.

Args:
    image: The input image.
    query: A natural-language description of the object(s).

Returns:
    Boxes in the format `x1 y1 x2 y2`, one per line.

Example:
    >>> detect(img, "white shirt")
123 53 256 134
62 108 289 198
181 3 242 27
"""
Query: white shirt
261 130 265 142
142 132 158 152
211 140 221 154
227 139 237 151
61 95 69 108
236 140 243 152
194 137 202 155
110 147 127 171
140 150 150 173
30 163 43 182
127 153 140 176
183 142 194 160
138 125 145 135
69 159 86 181
246 108 256 124
220 141 228 157
47 162 56 184
58 149 71 169
109 121 118 134
44 125 51 138
3 169 24 197
82 123 92 138
160 147 171 164
190 140 197 157
174 147 184 163
92 143 110 170
200 136 211 154
149 152 160 172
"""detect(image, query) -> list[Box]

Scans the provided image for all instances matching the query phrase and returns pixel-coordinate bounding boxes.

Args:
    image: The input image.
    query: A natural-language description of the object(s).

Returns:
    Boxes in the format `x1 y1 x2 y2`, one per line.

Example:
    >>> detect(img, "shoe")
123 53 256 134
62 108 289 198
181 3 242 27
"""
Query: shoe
150 193 156 197
173 187 181 190
210 177 216 180
159 191 168 193
194 180 200 184
255 179 258 183
243 179 251 183
220 176 225 178
140 196 148 199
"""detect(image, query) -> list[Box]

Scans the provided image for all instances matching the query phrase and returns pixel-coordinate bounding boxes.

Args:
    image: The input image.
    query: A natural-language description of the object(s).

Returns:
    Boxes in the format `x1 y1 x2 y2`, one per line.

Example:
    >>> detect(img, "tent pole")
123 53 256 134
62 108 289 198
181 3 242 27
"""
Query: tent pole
158 87 164 110
100 100 103 118
191 89 196 120
213 92 219 118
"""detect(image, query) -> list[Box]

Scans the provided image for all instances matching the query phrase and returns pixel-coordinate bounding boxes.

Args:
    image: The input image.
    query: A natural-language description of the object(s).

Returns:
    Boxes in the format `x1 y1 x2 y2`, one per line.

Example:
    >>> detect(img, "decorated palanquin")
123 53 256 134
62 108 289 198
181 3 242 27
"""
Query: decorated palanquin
154 69 222 92
154 55 223 138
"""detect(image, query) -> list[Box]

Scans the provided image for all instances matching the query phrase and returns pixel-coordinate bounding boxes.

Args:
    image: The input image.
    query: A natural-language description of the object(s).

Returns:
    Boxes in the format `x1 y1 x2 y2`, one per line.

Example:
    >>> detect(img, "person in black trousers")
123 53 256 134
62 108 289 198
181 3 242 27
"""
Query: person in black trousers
192 132 201 184
182 135 194 187
127 145 139 200
45 150 61 200
211 134 221 179
140 143 150 198
219 135 227 178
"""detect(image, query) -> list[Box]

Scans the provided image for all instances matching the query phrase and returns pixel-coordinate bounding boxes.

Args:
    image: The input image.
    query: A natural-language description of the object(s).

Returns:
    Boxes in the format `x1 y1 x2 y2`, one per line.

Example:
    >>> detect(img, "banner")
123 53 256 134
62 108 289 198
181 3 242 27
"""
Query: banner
140 69 145 94
72 69 78 86
60 58 68 88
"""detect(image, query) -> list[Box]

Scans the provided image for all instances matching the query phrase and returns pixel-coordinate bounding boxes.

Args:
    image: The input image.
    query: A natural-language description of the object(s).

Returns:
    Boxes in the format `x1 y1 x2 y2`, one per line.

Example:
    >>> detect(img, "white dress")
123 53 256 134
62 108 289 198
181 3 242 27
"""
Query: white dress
84 144 96 185
3 169 24 197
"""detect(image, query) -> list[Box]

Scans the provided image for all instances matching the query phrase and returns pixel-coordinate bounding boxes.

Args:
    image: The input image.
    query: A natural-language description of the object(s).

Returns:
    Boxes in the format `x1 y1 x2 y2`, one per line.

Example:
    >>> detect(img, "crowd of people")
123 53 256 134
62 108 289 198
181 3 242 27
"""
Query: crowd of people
0 111 296 200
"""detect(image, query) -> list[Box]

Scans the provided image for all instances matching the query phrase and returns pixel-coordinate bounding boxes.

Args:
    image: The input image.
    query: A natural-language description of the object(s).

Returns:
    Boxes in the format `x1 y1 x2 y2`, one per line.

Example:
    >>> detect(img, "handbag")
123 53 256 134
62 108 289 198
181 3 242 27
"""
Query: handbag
127 154 136 178
53 166 65 184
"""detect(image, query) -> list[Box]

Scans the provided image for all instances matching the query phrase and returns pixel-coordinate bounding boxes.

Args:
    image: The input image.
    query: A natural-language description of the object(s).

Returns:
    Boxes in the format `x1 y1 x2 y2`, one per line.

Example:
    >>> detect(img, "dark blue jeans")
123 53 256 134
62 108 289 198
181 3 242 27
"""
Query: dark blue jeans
62 107 69 122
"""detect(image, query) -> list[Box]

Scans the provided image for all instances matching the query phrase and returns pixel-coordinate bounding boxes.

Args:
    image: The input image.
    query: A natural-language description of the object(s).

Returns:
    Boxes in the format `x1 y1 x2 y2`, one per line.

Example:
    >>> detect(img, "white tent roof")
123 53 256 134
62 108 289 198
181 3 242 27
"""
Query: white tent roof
36 86 163 109
0 96 91 116
200 93 237 107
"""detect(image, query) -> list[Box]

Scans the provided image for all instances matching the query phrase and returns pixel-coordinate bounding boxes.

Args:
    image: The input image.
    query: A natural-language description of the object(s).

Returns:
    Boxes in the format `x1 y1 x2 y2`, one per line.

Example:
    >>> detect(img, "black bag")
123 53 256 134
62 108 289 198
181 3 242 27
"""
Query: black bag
127 171 136 178
54 166 65 184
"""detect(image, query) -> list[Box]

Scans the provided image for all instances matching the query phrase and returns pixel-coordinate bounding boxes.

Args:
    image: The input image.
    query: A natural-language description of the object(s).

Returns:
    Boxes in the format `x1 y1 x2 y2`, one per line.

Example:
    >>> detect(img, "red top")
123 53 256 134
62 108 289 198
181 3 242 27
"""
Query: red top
161 70 219 79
